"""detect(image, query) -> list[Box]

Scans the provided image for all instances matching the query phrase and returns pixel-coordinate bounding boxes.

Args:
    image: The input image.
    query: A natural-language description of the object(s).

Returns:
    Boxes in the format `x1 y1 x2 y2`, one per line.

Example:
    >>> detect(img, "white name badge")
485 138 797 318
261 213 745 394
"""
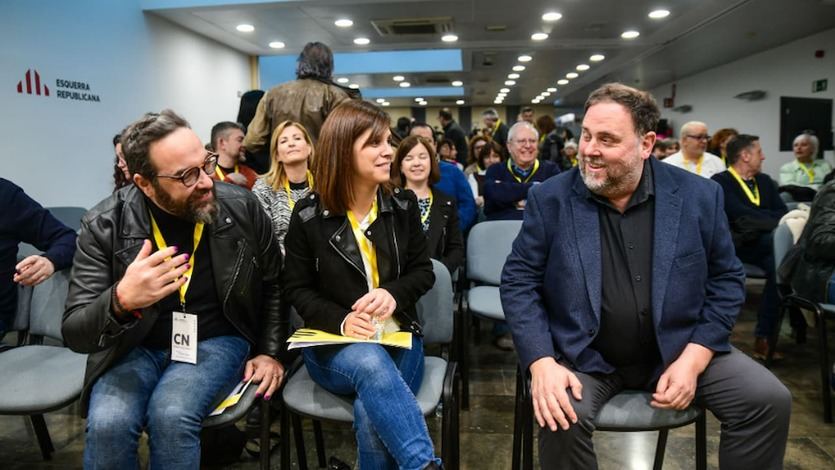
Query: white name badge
171 312 198 364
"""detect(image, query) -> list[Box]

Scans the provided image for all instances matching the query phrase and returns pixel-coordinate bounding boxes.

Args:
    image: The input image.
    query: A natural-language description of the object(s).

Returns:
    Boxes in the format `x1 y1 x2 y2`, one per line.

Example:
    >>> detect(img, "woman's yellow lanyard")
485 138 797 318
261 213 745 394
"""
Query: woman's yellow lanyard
420 190 433 226
798 162 815 183
283 170 314 210
686 156 703 175
346 199 379 289
507 158 540 183
149 213 204 309
728 166 760 207
214 165 239 181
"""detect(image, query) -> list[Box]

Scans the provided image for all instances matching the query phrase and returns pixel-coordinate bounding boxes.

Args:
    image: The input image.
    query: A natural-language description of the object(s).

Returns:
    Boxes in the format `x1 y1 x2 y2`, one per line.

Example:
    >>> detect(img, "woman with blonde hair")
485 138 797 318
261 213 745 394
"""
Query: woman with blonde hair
252 120 315 252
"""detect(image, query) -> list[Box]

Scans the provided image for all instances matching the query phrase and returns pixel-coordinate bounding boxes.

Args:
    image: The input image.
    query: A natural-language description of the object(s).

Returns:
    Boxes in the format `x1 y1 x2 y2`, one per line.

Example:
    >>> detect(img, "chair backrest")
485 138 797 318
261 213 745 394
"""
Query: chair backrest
13 283 32 333
773 222 794 281
46 206 87 232
28 268 71 342
415 259 454 345
466 220 523 285
779 191 796 204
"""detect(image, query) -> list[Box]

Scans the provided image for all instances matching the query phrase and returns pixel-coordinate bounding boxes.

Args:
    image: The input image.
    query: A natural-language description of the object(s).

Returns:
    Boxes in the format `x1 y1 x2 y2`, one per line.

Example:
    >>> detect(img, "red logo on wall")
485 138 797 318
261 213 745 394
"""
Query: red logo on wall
17 69 50 96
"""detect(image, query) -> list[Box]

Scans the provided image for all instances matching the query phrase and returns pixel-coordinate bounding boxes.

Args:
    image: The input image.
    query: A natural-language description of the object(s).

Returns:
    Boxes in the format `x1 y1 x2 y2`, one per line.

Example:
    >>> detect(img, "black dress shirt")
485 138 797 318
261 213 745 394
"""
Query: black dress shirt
588 159 660 386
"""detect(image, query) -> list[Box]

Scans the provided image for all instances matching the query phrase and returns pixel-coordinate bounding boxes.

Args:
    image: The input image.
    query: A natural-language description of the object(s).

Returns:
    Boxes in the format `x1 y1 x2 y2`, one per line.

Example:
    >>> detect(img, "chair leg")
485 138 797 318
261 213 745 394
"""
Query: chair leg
511 366 523 470
312 420 327 468
292 414 309 470
696 412 707 470
816 312 833 423
280 405 290 470
521 381 533 470
29 414 53 460
461 305 471 411
652 429 668 470
260 400 271 470
442 362 461 470
767 304 786 367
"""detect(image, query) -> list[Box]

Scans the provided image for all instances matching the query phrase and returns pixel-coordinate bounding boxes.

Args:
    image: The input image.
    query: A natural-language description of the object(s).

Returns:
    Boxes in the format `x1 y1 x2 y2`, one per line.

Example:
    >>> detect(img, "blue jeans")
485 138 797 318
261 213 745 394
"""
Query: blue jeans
84 335 249 470
302 336 440 470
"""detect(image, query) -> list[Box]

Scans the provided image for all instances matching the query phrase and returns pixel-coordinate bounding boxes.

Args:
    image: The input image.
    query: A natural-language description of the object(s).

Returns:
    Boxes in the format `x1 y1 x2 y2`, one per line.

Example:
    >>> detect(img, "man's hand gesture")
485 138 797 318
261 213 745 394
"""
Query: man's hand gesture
116 239 190 311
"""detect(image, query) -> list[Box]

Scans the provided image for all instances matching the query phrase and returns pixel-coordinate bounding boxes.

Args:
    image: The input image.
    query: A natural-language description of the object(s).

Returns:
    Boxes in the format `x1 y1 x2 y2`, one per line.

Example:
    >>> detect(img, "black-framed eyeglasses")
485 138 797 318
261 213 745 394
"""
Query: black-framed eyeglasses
684 134 710 141
155 153 218 187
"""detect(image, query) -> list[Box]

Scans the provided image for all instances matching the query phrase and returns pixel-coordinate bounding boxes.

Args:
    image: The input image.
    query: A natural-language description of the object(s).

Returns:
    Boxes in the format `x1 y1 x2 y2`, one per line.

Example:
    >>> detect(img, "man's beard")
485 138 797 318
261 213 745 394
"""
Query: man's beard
152 181 217 224
579 152 643 199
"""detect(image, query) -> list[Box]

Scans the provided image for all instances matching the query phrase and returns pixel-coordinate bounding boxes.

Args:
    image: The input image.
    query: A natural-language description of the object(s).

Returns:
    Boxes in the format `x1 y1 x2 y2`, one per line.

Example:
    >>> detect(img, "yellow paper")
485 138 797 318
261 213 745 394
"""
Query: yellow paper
287 328 413 350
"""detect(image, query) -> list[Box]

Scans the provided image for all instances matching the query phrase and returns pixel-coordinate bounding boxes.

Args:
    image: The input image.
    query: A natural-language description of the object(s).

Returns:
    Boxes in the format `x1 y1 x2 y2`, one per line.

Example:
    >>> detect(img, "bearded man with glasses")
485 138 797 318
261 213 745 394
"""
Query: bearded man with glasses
63 110 288 469
663 121 726 178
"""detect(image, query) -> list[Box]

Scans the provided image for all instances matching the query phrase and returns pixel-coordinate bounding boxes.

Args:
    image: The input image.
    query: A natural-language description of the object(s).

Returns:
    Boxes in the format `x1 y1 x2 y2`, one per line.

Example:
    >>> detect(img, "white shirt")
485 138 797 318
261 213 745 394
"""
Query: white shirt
663 151 725 178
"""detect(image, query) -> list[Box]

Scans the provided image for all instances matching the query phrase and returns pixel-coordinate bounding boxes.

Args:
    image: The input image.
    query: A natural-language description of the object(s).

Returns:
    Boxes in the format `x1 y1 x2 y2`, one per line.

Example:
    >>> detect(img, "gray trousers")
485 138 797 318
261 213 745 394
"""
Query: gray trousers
538 348 792 469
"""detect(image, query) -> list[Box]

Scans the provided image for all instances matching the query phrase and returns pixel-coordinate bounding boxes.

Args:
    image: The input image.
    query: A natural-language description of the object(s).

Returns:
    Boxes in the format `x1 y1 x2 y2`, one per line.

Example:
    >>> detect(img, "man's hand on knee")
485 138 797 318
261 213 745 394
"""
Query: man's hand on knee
529 357 583 432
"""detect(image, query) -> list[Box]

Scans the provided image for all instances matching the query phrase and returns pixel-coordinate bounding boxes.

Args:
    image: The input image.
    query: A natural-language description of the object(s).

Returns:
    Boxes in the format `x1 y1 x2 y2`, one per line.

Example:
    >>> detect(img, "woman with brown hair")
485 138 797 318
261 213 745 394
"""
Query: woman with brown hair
282 100 441 470
252 120 315 253
464 134 490 177
708 127 738 165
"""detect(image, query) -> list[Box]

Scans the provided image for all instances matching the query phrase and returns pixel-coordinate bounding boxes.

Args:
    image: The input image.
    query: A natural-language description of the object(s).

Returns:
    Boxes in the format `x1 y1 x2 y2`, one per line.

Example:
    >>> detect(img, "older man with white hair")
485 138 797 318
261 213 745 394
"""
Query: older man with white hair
664 121 725 178
779 132 831 190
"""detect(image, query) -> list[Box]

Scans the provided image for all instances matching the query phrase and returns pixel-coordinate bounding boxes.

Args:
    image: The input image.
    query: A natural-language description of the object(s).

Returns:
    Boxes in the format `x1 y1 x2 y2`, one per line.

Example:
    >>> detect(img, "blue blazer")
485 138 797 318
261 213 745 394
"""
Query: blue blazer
501 158 745 380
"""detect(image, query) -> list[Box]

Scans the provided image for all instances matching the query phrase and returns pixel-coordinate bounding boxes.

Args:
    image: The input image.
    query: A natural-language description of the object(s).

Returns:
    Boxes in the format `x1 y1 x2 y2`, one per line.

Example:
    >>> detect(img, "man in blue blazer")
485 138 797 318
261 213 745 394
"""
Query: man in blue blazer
501 83 790 469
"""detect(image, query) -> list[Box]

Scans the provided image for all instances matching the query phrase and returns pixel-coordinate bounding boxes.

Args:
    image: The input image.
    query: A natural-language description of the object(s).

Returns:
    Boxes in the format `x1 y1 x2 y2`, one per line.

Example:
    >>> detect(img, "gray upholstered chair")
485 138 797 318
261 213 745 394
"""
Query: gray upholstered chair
0 269 87 460
280 259 460 470
45 206 87 232
512 366 706 470
460 220 523 409
201 383 273 469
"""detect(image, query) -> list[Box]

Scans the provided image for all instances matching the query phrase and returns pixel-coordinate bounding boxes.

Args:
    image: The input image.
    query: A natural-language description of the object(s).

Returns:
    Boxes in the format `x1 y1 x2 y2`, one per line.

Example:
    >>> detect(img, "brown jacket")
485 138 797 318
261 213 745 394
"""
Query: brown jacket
243 78 358 152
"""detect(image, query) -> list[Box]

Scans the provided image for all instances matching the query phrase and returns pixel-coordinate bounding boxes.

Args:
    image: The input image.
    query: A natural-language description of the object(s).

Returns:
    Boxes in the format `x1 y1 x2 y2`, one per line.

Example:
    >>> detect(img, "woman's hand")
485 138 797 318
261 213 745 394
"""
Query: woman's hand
352 288 397 320
343 311 377 339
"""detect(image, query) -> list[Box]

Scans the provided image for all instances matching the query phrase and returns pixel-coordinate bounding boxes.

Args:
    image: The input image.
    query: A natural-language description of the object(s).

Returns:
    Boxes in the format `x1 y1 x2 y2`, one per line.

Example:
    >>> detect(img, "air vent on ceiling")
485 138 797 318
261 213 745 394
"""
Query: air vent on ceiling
485 25 506 32
424 77 451 85
372 17 454 36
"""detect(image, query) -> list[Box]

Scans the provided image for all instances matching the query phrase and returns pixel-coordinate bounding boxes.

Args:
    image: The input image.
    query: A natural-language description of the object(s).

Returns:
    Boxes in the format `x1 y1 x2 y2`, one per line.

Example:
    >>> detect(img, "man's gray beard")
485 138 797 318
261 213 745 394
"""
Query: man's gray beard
579 156 643 198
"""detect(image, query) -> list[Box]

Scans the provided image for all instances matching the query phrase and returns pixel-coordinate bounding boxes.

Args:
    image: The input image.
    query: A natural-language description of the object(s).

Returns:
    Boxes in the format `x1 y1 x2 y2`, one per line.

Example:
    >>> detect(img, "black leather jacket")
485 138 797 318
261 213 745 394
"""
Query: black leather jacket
790 181 835 301
282 187 434 336
63 184 286 415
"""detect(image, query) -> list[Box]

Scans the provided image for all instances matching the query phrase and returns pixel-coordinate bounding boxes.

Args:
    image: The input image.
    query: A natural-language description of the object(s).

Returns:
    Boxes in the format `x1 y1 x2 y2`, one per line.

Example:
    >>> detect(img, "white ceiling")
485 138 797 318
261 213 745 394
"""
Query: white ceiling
145 0 835 107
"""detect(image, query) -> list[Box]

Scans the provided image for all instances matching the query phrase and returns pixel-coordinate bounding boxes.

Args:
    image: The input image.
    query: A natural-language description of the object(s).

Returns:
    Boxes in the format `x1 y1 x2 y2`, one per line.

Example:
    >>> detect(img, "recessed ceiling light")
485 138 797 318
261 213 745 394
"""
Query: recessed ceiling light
382 102 390 107
414 97 424 102
648 9 670 19
337 77 349 84
456 99 465 105
334 18 353 27
442 34 458 42
419 101 428 106
542 12 562 22
399 82 411 88
547 87 557 92
236 24 255 33
393 75 405 82
269 41 285 49
508 73 520 79
518 55 533 62
557 79 569 85
621 30 640 39
505 80 516 86
532 99 541 104
376 98 385 103
349 83 359 89
500 88 510 93
451 80 463 87
512 65 526 72
576 64 590 71
531 32 549 41
566 72 579 79
494 100 503 104
590 54 605 62
353 37 370 45
541 92 551 97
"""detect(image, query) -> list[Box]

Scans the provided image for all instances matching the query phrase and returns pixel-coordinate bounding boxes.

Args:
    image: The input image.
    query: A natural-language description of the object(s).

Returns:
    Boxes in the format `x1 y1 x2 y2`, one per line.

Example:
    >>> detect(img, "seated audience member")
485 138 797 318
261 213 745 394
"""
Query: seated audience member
437 138 463 170
113 131 131 191
244 42 359 153
482 108 509 155
502 83 790 470
282 100 441 470
663 138 679 157
651 138 670 160
708 127 739 165
537 115 565 166
236 90 270 173
410 122 476 232
252 121 315 253
392 135 464 274
464 135 490 177
0 179 77 339
438 109 468 165
483 121 560 220
711 134 788 359
788 180 835 302
62 110 287 468
518 106 536 125
780 132 831 191
468 140 504 207
560 141 579 169
663 121 725 178
210 121 257 189
394 116 412 140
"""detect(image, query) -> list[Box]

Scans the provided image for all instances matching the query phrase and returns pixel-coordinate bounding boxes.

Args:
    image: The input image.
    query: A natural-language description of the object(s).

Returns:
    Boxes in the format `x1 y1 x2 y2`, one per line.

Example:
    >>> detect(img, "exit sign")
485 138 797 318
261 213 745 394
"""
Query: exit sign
813 79 828 93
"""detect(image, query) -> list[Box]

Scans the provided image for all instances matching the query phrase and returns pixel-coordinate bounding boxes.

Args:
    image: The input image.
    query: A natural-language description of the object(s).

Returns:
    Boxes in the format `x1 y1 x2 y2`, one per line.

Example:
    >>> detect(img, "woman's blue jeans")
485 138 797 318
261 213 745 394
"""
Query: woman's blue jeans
302 335 440 470
83 335 249 469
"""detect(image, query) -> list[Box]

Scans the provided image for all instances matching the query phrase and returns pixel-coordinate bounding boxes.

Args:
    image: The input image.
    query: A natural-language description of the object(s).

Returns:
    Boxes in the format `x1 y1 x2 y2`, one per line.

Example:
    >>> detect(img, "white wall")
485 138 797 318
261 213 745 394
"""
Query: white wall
1 0 251 208
650 27 835 177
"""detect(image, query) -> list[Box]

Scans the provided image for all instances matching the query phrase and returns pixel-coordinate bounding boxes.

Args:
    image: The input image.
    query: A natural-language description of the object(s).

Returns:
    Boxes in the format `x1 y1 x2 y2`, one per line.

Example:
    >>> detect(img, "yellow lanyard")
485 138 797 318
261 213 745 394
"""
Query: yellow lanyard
283 170 314 210
149 213 204 308
798 162 815 183
346 200 379 289
420 190 433 226
214 164 239 181
507 158 540 183
728 166 760 207
493 119 503 136
686 156 703 175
